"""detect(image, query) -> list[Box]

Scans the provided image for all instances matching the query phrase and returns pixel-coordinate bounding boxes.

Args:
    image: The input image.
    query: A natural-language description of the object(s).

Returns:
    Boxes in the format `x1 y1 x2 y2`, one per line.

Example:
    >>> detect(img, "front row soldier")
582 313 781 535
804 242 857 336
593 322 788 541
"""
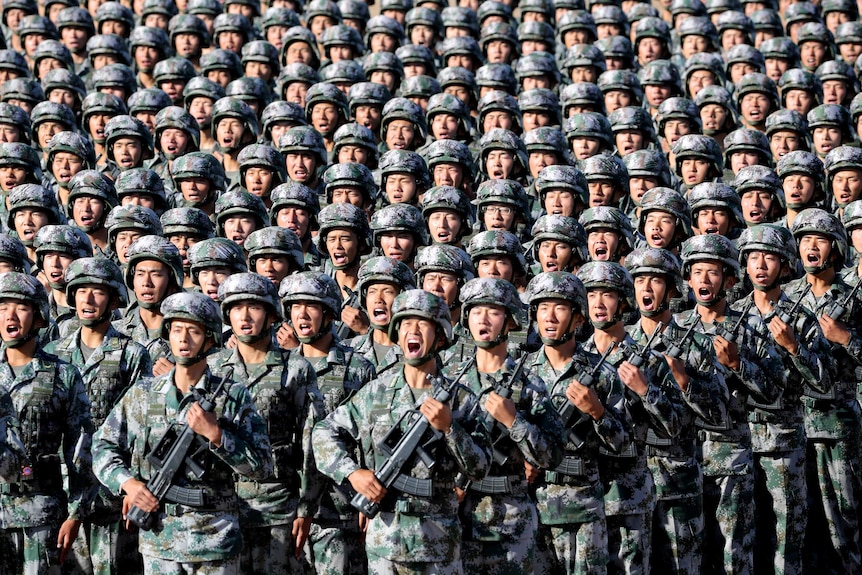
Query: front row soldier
313 290 493 575
45 257 153 575
0 272 93 575
92 292 274 575
208 273 325 575
453 277 566 574
280 271 376 575
525 271 631 575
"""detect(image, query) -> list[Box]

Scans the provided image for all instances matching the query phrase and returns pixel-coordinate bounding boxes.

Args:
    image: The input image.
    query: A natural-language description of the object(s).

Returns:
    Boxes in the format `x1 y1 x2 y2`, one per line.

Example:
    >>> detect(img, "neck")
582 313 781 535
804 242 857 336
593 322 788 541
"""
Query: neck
88 228 108 251
404 359 436 388
595 322 626 353
4 338 37 366
301 330 333 357
785 207 799 228
137 71 155 88
139 305 163 330
753 285 782 314
199 132 216 152
543 337 577 370
640 310 670 336
696 298 727 323
237 337 269 365
476 341 508 373
52 287 68 308
807 268 836 296
222 152 240 173
335 266 359 288
94 142 106 162
372 327 394 347
174 360 208 395
80 320 109 349
25 246 35 264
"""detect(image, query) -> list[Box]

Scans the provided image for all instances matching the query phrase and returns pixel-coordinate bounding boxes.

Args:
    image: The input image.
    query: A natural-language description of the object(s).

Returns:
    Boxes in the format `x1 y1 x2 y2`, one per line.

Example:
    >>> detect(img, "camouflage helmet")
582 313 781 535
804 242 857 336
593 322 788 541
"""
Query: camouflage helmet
625 246 685 296
797 23 835 63
320 59 366 86
633 16 670 47
824 145 862 205
241 40 280 70
678 15 718 46
525 271 587 319
333 123 379 169
0 49 31 79
478 129 528 177
168 14 208 47
437 67 479 104
387 288 453 347
477 90 522 135
622 149 673 188
581 154 629 194
759 37 800 67
672 134 724 175
596 70 643 104
609 106 658 142
0 142 42 180
371 203 428 247
422 139 476 181
564 112 614 150
480 21 519 57
188 237 249 284
523 127 568 161
348 81 391 114
0 271 49 328
638 187 693 239
518 89 561 127
723 128 773 167
217 272 283 324
92 62 137 97
414 244 476 286
778 68 822 105
441 5 480 35
733 165 785 210
64 256 128 308
124 235 184 292
280 26 321 69
199 49 243 80
33 225 91 274
790 207 848 270
323 162 375 203
735 72 780 113
426 92 472 138
688 182 745 229
694 85 739 130
400 75 442 101
807 103 854 142
6 184 63 233
638 60 682 95
850 92 862 125
128 89 174 117
277 125 327 168
214 191 270 235
421 186 474 227
776 149 824 195
530 215 588 267
269 182 321 230
105 204 162 249
836 21 862 46
474 179 529 221
212 13 253 46
357 256 415 310
684 52 727 94
160 291 223 346
737 224 798 272
154 106 201 153
237 144 288 187
279 270 343 318
104 115 155 162
655 97 702 135
170 151 227 194
595 35 635 68
842 199 862 230
475 63 518 96
67 170 118 214
317 202 372 258
439 37 483 70
467 230 527 277
0 103 31 144
515 51 561 85
396 45 436 75
563 44 606 78
579 206 636 255
680 233 740 278
0 78 44 108
211 97 259 141
576 261 635 313
459 276 524 330
261 100 308 138
535 165 589 206
245 226 304 274
381 97 427 144
160 207 216 239
362 51 405 85
153 57 196 86
363 14 404 47
379 149 431 192
749 7 783 36
30 102 76 139
764 109 810 145
226 80 271 110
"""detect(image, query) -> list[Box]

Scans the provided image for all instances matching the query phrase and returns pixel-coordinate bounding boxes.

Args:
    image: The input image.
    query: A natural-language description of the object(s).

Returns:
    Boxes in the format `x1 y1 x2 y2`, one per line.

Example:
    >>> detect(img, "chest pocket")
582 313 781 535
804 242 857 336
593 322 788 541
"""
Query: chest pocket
318 364 348 414
15 368 63 490
251 375 298 482
87 343 129 427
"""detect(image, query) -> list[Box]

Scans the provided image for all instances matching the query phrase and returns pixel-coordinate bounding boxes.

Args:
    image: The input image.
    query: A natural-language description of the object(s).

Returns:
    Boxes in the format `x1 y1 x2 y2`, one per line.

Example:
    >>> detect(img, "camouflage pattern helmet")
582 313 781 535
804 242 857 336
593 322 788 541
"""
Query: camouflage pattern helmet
530 215 588 267
581 153 630 194
0 271 49 326
638 60 682 94
414 244 476 286
225 78 272 109
67 170 118 212
595 35 634 67
422 139 476 181
850 92 862 124
399 75 442 101
0 103 31 144
357 256 416 309
535 165 589 206
467 230 527 277
170 152 226 195
105 204 162 249
758 37 800 67
362 51 405 83
750 7 783 35
523 127 568 160
33 225 91 272
597 70 643 104
525 271 587 317
824 145 862 206
388 288 453 346
807 104 853 142
317 202 372 257
280 26 321 69
45 131 94 175
241 40 280 69
396 44 436 74
474 179 529 220
684 52 727 93
441 6 480 34
320 59 366 86
680 233 740 277
672 134 724 174
30 102 76 137
776 150 824 187
333 123 379 168
426 92 472 138
237 144 288 186
160 207 215 239
124 235 184 290
0 234 30 273
269 182 320 229
277 125 327 167
836 21 862 46
515 51 561 84
694 85 739 127
609 106 658 142
563 44 606 77
0 78 44 107
153 57 197 85
733 165 785 210
363 14 404 47
6 184 63 232
214 191 270 235
622 149 673 188
779 69 822 104
104 115 155 162
737 224 798 270
475 63 518 96
723 127 773 167
381 97 427 144
0 143 42 180
154 106 201 152
477 90 522 136
655 97 702 134
371 203 429 247
211 97 259 141
199 49 242 80
218 272 283 323
279 270 342 318
168 14 208 47
565 112 614 150
160 291 223 345
421 186 474 226
0 49 32 79
579 206 636 254
576 261 635 308
518 89 561 127
634 16 670 45
478 129 528 177
765 109 810 143
625 247 684 293
323 162 376 202
638 187 693 238
348 82 391 114
688 182 745 229
678 16 718 46
790 208 847 262
188 237 248 284
128 89 174 116
842 200 862 230
459 277 524 328
261 100 307 137
735 72 780 113
65 256 128 307
797 23 835 62
245 226 304 274
561 82 606 117
379 149 431 191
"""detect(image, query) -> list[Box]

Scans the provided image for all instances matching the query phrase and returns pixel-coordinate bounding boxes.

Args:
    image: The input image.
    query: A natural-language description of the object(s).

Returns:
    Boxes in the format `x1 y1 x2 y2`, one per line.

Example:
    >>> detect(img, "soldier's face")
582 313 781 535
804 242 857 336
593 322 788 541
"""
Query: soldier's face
687 261 726 305
398 317 439 362
477 256 514 281
366 283 400 328
168 234 201 270
385 173 418 204
644 211 677 249
337 145 370 166
588 229 621 261
730 152 762 175
538 240 575 273
604 90 633 114
798 234 833 270
74 284 114 322
325 230 360 267
485 151 516 180
615 130 645 156
198 266 232 300
229 302 272 338
380 232 416 262
0 299 37 342
133 261 173 305
783 174 816 208
42 252 75 287
634 274 669 314
290 301 326 337
746 251 784 288
523 111 552 132
571 137 601 161
255 256 291 285
276 207 311 239
543 189 577 217
587 289 621 325
115 230 143 263
468 304 509 344
427 209 462 244
482 111 514 134
385 120 416 151
482 203 516 231
680 159 711 185
813 127 843 157
422 272 459 305
13 209 50 246
223 216 257 246
740 190 775 225
0 166 28 191
536 299 582 341
589 181 618 207
770 131 802 160
432 163 465 188
286 152 317 183
73 197 106 229
831 169 862 206
432 114 461 140
629 176 658 205
169 319 211 359
695 208 731 236
331 186 365 207
180 178 212 204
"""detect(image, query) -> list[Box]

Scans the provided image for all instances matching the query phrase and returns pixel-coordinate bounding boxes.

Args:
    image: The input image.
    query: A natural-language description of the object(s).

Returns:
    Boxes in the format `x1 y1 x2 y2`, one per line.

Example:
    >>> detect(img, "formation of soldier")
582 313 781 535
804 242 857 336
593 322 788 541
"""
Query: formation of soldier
0 0 861 573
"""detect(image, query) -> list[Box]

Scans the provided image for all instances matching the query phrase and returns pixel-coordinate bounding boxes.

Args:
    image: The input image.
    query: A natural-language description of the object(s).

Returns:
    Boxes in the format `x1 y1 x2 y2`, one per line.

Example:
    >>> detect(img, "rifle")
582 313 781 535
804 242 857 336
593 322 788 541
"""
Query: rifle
660 319 701 360
712 299 754 344
771 283 811 325
126 374 230 531
485 354 529 465
824 279 861 320
626 321 664 368
335 286 360 340
556 343 616 449
351 358 476 519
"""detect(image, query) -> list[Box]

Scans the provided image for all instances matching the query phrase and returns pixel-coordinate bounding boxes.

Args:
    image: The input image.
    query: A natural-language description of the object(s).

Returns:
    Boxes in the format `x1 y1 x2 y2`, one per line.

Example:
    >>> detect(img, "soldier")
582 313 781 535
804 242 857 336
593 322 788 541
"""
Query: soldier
312 289 493 574
675 234 783 575
527 215 588 277
785 209 862 574
280 271 377 575
269 182 322 271
370 203 428 269
6 184 65 266
420 186 474 248
102 115 155 182
208 273 325 574
688 183 745 239
824 146 862 219
213 190 269 249
378 149 431 208
43 132 95 207
33 225 93 327
625 248 729 575
44 257 152 575
0 272 93 575
147 107 201 187
776 151 824 229
733 165 786 227
233 144 288 209
278 125 328 197
115 169 170 218
636 187 692 254
92 291 273 575
169 151 227 216
580 207 636 263
671 134 724 192
245 226 305 287
415 244 476 338
66 170 118 255
211 97 258 180
452 277 565 573
104 204 162 265
161 207 216 290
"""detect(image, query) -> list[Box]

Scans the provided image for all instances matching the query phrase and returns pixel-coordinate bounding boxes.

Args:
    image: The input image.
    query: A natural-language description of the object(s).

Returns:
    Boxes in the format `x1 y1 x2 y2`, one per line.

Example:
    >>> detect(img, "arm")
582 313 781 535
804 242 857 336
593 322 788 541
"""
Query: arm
62 367 95 521
294 360 326 519
209 383 273 481
508 375 565 470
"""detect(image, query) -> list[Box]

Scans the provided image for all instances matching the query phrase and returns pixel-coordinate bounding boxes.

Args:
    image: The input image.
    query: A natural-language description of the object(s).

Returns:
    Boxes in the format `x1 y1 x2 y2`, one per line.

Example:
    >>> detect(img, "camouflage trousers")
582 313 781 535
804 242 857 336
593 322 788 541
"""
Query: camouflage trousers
141 555 240 575
702 472 754 575
0 523 61 575
62 519 142 575
365 556 463 575
650 495 703 575
240 524 307 575
804 439 862 575
462 539 534 574
534 520 608 575
752 449 806 575
606 513 651 575
308 520 367 575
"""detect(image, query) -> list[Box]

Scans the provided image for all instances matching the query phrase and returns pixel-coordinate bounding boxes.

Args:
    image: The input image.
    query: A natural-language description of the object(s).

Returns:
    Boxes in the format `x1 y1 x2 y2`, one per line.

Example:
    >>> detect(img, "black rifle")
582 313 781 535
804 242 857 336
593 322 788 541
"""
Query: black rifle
126 374 229 531
351 358 475 519
825 279 861 320
660 319 701 360
335 286 360 340
626 321 664 368
712 299 754 344
556 343 616 448
771 283 811 325
485 354 529 465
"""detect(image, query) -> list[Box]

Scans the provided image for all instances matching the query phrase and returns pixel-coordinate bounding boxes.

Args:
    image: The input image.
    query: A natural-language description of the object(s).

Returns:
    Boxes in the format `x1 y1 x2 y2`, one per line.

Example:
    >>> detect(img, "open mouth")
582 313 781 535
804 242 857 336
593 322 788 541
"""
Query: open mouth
138 290 156 302
704 227 718 234
239 323 254 335
435 230 451 241
650 234 666 246
405 336 421 355
80 307 98 319
186 191 204 201
165 143 178 154
119 156 134 167
372 307 388 322
295 321 313 336
390 139 406 149
390 192 403 202
331 251 348 265
79 214 94 226
641 295 654 311
205 288 219 299
754 273 769 283
221 136 234 146
748 109 762 120
293 167 307 178
5 324 20 337
806 252 820 264
231 235 244 244
491 169 504 178
544 260 559 271
838 193 852 204
542 326 558 337
95 128 105 139
698 287 713 301
593 310 608 322
20 227 35 240
747 210 763 221
315 121 331 131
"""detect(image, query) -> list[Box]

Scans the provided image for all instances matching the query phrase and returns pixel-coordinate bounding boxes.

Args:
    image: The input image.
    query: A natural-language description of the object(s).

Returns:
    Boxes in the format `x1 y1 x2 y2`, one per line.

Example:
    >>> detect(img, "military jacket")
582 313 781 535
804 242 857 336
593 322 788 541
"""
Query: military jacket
312 361 493 563
0 390 24 483
348 330 403 373
208 345 325 526
113 305 174 366
92 368 273 562
0 348 93 529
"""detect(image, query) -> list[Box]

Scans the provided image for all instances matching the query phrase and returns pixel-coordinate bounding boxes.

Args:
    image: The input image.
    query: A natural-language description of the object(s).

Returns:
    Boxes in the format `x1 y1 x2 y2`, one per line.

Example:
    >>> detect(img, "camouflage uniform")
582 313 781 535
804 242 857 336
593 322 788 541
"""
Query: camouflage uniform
450 278 566 575
0 273 94 575
312 290 493 574
91 292 274 574
675 235 784 575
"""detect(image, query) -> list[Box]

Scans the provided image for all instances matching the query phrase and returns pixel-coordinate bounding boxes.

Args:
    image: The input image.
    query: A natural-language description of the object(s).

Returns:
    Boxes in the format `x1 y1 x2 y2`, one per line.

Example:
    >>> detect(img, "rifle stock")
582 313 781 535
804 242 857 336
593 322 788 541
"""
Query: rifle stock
826 279 861 320
335 286 360 340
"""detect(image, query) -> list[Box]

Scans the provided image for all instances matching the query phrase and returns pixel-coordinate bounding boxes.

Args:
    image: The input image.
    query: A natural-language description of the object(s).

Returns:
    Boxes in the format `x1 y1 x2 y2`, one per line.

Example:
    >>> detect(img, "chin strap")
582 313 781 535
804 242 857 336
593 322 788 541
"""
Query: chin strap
539 314 578 347
296 320 331 344
5 330 38 349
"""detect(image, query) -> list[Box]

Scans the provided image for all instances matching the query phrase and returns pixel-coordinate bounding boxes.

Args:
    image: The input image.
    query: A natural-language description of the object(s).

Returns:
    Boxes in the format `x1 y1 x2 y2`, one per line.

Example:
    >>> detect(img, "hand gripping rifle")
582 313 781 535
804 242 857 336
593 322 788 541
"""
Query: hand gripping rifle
626 321 664 368
771 283 811 325
126 373 230 531
824 279 861 321
712 300 754 344
555 343 616 449
351 358 476 519
335 286 360 340
485 354 529 465
659 319 701 360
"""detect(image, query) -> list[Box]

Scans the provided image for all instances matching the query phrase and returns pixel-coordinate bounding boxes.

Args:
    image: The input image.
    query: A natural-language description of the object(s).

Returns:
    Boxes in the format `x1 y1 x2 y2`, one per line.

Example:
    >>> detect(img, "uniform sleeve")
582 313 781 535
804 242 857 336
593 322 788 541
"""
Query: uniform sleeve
443 387 493 482
508 373 565 470
211 383 273 481
92 385 145 496
63 367 95 521
312 384 370 485
294 358 326 518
